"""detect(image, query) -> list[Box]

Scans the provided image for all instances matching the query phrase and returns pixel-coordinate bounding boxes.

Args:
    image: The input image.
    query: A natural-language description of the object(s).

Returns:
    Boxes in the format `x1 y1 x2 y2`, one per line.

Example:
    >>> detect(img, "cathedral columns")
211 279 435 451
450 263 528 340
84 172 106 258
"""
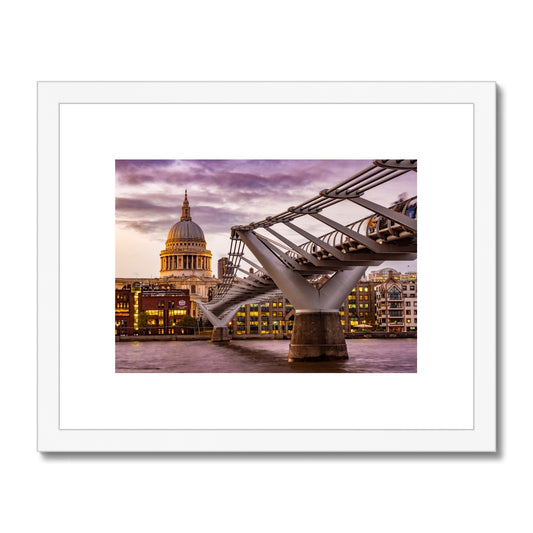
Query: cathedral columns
159 253 215 273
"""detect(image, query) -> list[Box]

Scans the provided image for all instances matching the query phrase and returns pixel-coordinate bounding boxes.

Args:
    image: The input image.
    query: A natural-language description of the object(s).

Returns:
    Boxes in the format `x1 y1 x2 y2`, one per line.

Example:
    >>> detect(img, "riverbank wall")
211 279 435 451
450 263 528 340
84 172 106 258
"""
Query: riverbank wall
116 331 417 342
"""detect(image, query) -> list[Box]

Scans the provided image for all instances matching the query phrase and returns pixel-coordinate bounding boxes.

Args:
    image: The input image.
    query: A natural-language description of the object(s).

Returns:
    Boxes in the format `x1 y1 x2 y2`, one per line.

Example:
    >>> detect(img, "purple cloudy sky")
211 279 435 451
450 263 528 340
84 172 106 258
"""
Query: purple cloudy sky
115 160 417 277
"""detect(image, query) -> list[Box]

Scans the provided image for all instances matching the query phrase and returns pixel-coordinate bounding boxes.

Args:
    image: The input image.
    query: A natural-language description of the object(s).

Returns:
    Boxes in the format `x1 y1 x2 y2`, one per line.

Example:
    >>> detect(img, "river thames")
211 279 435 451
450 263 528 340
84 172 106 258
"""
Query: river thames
116 338 416 373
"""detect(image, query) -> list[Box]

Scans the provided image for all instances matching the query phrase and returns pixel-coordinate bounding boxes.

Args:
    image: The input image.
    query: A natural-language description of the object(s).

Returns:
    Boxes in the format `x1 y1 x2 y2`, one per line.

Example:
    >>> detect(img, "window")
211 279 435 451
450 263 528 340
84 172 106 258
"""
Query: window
388 286 402 300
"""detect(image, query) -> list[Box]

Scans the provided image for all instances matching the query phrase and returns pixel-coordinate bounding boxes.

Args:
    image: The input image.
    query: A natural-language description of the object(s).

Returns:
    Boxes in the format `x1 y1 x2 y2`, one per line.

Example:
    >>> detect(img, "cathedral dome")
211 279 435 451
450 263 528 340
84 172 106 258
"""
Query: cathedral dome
167 219 205 243
160 190 213 281
165 190 206 245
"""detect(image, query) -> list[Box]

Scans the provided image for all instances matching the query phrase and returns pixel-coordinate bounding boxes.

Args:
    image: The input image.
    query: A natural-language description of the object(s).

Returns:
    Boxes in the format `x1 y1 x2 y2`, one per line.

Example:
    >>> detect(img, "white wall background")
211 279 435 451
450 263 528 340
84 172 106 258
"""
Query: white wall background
0 2 525 532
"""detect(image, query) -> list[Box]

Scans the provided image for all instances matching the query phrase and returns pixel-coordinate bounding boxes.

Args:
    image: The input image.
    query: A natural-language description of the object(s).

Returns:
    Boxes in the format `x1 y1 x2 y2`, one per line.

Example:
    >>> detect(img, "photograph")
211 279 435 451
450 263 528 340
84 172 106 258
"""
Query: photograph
37 80 494 452
115 158 417 373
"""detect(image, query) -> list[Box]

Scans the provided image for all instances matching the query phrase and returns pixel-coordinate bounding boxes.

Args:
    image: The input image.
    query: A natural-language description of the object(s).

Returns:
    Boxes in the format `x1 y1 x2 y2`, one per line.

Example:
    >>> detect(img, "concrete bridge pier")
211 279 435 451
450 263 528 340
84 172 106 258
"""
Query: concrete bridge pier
289 310 347 362
195 301 239 343
211 326 231 342
237 230 369 361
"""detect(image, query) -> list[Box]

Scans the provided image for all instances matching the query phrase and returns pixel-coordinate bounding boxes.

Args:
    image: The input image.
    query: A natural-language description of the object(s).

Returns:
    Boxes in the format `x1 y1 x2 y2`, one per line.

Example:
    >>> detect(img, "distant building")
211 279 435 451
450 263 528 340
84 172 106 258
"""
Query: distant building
367 267 401 282
231 271 417 335
233 298 294 337
339 279 379 332
116 191 219 318
218 257 230 280
375 276 417 332
115 282 191 336
367 267 417 283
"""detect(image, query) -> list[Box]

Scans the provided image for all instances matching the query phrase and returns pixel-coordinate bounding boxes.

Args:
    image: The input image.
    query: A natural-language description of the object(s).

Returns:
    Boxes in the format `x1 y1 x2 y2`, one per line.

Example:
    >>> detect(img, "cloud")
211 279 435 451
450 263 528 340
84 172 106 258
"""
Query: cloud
115 159 376 195
115 197 176 213
116 197 251 238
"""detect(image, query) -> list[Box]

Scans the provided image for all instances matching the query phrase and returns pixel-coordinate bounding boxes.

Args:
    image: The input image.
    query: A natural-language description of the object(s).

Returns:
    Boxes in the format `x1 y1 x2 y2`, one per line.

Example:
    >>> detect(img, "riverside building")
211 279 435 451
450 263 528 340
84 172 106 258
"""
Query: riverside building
231 270 417 336
375 274 418 332
115 283 191 336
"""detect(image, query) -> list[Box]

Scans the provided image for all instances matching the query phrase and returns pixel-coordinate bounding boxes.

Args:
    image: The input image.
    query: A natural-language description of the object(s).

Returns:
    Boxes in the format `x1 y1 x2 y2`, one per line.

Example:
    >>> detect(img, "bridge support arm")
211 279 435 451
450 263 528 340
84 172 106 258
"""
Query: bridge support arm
319 266 370 310
196 301 241 343
236 229 320 310
195 300 226 328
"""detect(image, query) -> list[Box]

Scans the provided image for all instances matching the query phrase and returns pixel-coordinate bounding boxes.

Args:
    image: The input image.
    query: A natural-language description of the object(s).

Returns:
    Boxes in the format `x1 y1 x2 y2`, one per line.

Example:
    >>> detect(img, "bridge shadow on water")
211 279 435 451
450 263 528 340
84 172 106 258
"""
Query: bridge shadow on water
222 340 365 373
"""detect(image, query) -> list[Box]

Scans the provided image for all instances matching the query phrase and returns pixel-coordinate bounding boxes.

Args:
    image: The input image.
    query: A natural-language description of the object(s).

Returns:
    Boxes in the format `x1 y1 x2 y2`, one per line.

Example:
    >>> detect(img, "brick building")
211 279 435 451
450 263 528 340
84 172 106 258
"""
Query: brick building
115 282 191 336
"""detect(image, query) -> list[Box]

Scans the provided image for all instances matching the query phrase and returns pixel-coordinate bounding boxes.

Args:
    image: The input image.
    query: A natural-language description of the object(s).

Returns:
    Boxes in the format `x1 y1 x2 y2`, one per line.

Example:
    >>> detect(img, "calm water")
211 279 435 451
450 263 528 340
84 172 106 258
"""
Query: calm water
116 338 416 373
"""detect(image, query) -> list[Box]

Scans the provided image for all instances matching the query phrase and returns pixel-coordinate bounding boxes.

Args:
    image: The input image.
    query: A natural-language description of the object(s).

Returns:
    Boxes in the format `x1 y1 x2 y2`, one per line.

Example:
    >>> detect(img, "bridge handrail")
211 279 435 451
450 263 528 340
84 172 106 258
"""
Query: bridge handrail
289 196 417 260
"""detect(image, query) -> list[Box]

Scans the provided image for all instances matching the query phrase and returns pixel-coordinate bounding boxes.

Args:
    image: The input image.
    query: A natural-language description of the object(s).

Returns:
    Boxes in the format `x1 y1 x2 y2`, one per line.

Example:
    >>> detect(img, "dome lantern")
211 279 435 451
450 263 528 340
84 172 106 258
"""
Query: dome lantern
181 190 191 221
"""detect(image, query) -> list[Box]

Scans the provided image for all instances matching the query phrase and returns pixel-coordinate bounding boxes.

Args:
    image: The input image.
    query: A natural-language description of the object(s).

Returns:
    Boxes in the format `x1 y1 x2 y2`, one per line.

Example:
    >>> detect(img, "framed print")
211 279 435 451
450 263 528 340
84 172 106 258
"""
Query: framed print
37 81 496 452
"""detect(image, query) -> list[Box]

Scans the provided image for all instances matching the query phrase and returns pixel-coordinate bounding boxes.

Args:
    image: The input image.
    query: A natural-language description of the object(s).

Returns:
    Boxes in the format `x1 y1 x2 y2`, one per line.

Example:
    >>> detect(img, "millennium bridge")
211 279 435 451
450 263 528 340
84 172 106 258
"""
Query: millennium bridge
196 159 417 362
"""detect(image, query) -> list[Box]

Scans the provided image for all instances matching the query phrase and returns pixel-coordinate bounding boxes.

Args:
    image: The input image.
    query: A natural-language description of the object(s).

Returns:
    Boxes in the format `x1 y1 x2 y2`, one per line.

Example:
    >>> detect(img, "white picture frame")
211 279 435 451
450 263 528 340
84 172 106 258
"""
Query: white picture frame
37 81 496 452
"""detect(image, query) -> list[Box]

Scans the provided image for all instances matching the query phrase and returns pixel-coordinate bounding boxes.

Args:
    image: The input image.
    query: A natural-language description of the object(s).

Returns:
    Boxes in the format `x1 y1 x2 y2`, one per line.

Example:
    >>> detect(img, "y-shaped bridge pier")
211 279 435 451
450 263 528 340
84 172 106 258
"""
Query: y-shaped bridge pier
199 159 417 361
